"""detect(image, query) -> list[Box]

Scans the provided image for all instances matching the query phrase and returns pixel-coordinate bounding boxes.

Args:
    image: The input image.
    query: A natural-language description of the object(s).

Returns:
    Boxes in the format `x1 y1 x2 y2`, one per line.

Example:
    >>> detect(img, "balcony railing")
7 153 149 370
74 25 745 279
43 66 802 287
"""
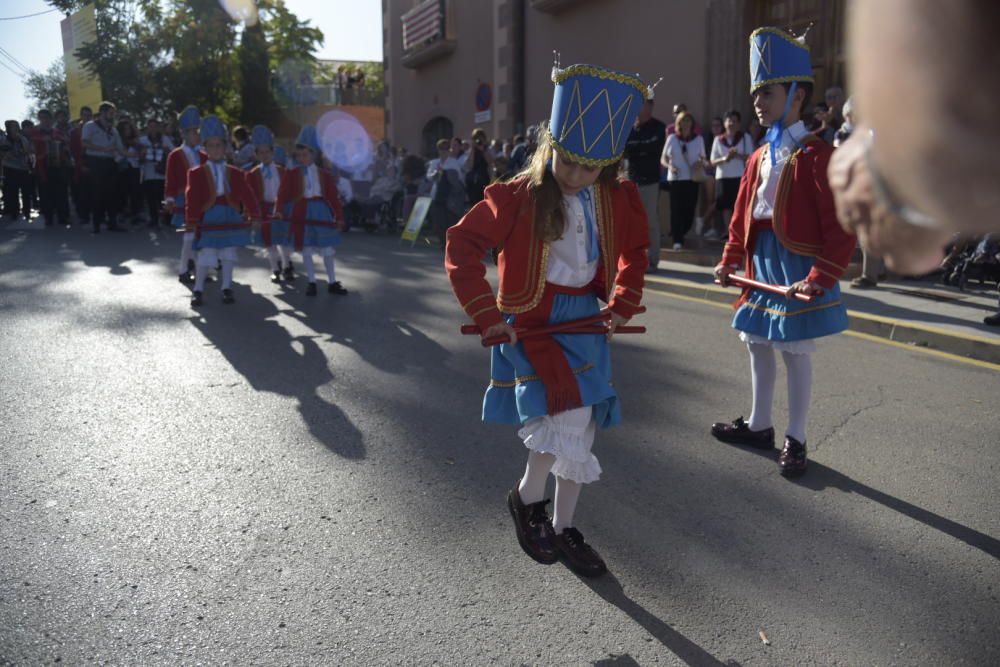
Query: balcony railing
400 0 455 69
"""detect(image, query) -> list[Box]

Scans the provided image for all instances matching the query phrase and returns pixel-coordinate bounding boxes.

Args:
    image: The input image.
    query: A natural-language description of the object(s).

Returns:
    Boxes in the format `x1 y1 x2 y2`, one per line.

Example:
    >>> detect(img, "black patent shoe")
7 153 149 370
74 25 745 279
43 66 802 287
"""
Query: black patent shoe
190 290 204 307
327 281 348 295
552 527 608 578
283 263 295 281
507 486 558 565
222 289 235 304
178 272 194 284
779 436 808 476
710 416 775 449
270 270 282 283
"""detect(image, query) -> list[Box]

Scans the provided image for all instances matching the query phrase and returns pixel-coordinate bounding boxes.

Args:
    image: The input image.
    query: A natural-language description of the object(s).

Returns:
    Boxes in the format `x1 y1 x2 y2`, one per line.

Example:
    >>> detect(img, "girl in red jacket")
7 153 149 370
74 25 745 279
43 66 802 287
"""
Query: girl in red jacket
445 63 650 578
712 28 857 476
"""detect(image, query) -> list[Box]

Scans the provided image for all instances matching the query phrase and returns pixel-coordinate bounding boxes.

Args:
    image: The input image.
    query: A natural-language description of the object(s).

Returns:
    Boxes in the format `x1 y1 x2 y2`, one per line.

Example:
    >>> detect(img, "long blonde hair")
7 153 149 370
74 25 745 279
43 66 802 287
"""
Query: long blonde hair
514 126 621 243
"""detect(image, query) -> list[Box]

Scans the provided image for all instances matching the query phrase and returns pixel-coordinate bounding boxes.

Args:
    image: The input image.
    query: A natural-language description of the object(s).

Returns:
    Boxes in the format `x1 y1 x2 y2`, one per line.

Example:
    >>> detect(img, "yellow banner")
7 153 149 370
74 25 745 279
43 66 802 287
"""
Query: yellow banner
60 4 103 117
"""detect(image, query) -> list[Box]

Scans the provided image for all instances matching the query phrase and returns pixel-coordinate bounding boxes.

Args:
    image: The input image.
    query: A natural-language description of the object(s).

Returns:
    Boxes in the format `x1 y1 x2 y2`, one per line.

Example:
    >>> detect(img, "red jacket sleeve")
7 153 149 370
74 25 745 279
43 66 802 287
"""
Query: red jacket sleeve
607 180 649 319
245 168 263 203
184 166 207 228
274 169 296 220
444 183 519 331
230 167 261 220
721 149 760 269
164 150 185 200
805 149 857 289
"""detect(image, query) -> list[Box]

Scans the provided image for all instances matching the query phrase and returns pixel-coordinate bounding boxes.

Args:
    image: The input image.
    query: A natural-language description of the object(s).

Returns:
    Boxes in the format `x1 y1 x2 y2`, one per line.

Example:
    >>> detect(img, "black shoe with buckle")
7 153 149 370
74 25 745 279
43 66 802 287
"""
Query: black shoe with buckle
190 290 203 307
507 486 558 565
779 436 808 476
222 289 235 304
552 527 608 578
328 281 348 295
711 416 775 449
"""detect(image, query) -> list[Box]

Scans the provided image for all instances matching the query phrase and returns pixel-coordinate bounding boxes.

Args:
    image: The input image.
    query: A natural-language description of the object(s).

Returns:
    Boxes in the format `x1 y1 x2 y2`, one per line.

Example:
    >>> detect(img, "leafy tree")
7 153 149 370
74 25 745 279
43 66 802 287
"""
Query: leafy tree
24 59 69 116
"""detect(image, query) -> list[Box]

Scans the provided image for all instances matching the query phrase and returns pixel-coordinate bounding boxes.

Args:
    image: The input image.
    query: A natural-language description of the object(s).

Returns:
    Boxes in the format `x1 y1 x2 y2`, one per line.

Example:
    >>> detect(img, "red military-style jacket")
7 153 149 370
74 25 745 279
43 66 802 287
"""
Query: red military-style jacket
445 177 650 332
274 165 344 224
164 145 207 214
720 135 856 301
245 162 285 218
184 162 261 230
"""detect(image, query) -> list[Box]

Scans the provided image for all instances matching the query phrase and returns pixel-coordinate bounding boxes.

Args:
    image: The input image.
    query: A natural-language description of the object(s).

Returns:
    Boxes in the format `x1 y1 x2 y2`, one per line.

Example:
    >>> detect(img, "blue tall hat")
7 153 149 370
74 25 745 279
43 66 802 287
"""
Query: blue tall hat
750 27 814 165
749 27 814 94
200 115 227 143
295 124 320 154
251 124 274 147
548 57 648 167
178 105 201 131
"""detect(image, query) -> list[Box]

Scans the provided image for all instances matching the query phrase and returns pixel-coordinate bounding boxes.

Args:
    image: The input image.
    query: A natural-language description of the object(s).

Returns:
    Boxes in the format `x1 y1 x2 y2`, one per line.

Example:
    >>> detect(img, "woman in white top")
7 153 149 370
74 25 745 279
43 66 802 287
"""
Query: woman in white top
137 119 174 227
660 111 706 249
709 110 755 240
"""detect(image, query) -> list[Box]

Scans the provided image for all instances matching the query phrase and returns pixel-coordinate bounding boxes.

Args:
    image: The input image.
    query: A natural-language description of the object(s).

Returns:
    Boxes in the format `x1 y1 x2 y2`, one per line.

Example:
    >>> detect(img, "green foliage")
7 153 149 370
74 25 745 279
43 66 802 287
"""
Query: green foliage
37 0 323 124
24 59 69 117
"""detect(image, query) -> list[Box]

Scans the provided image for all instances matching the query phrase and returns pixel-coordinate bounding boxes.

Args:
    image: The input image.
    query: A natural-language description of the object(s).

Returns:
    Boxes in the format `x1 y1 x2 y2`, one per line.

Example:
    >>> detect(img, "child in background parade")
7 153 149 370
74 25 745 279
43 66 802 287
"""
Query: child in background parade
244 126 294 283
445 62 650 577
712 27 856 476
163 106 206 283
185 115 261 307
275 125 348 297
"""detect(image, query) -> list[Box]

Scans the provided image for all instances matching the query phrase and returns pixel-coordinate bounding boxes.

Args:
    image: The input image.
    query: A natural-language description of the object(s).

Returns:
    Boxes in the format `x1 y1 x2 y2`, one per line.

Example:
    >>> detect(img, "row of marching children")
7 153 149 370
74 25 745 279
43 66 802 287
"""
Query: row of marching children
163 106 348 308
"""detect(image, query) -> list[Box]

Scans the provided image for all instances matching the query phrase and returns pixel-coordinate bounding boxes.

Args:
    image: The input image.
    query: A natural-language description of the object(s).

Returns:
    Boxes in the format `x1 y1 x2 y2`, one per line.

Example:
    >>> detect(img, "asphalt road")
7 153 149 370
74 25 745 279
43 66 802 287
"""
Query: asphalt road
2 222 998 666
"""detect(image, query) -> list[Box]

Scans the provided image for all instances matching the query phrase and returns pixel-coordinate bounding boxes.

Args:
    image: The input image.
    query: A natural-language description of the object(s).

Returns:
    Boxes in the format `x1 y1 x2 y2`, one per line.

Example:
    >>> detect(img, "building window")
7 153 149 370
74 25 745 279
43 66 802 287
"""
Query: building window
401 0 456 69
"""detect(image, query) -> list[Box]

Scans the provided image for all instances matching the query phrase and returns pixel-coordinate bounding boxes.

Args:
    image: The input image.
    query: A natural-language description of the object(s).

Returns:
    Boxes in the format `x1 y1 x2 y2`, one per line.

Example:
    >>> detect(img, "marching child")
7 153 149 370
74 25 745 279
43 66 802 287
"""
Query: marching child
445 63 650 577
244 125 293 282
185 115 261 307
163 106 206 283
712 27 856 476
275 125 347 296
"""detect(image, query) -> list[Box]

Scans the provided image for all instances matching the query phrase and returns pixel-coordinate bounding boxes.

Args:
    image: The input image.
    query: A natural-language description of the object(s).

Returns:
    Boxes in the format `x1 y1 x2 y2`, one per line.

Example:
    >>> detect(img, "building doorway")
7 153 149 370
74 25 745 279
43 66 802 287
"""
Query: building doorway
422 116 453 158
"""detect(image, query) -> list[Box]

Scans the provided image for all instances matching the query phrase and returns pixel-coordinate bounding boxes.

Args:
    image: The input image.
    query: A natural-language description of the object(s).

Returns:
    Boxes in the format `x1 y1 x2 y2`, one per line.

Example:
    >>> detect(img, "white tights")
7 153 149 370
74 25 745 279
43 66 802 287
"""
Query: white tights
302 253 336 283
747 342 813 442
518 451 582 534
266 245 293 272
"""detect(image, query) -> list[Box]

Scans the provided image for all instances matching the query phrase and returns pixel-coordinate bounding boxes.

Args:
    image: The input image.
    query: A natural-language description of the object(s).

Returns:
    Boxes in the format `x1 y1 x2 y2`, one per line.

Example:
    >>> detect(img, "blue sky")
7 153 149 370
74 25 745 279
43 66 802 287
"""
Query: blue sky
0 0 383 121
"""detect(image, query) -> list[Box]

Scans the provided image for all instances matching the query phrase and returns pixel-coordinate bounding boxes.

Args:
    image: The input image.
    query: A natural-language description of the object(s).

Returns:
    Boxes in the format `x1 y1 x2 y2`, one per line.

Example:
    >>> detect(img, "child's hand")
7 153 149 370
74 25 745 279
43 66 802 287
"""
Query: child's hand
714 264 735 286
483 322 517 345
607 312 629 341
787 280 822 297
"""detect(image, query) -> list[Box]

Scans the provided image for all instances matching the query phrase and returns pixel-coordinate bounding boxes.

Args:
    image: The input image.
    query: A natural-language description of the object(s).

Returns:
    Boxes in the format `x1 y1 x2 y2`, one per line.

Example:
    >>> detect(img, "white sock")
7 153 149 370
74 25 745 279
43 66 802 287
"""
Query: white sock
552 477 582 533
782 351 813 442
221 259 234 290
194 263 208 292
279 245 293 267
518 451 555 505
266 246 280 272
747 342 776 431
179 235 194 274
303 253 317 282
323 255 336 283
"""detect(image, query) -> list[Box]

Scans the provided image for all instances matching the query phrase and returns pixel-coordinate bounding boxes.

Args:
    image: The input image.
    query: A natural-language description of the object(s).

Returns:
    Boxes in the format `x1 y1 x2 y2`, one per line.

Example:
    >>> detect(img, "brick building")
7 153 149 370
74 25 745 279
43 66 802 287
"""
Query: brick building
382 0 846 155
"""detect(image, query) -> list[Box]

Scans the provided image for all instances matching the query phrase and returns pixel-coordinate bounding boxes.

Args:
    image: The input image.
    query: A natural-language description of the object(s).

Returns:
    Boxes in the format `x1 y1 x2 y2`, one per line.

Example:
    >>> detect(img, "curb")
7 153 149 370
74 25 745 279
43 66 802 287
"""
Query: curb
643 275 1000 366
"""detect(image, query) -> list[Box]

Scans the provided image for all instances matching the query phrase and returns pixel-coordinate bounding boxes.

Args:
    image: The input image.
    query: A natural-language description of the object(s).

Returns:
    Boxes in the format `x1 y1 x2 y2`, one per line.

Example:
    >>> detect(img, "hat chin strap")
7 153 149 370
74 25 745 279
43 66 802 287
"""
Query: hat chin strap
764 80 797 166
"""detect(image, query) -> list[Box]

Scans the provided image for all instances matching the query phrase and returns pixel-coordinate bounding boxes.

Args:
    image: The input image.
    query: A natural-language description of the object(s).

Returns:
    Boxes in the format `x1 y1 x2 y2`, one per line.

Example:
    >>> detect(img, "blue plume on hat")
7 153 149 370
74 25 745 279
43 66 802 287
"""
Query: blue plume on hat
251 125 274 147
200 115 227 142
548 63 647 167
295 124 320 154
178 105 201 131
749 27 814 94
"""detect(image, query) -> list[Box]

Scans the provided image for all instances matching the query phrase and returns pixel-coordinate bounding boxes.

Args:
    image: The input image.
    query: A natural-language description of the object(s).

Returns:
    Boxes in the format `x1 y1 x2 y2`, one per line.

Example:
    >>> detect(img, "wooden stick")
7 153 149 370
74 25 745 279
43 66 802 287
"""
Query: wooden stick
461 306 647 341
716 274 816 302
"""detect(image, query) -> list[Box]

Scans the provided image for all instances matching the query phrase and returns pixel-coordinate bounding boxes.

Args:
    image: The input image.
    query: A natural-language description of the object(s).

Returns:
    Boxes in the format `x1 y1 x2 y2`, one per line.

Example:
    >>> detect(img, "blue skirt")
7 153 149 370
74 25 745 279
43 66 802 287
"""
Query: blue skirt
732 229 848 341
170 193 186 228
194 203 251 249
290 200 341 249
482 290 620 429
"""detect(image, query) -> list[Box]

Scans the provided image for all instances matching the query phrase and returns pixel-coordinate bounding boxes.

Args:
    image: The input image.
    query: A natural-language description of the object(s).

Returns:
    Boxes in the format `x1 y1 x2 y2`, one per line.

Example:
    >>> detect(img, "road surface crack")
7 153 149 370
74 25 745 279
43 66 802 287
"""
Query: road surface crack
815 385 886 452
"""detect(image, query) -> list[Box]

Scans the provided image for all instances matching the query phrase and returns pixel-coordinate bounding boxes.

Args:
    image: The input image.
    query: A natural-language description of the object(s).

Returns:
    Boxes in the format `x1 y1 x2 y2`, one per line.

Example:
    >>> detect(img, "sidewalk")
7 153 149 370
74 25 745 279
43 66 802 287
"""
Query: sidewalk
649 249 1000 366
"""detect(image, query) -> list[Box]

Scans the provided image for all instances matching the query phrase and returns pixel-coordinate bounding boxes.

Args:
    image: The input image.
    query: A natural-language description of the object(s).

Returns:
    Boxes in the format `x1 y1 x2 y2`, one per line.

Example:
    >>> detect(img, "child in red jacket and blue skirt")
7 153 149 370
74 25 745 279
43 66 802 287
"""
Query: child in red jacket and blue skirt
185 115 261 307
275 125 347 296
163 106 206 284
712 27 857 476
445 62 651 578
244 125 292 283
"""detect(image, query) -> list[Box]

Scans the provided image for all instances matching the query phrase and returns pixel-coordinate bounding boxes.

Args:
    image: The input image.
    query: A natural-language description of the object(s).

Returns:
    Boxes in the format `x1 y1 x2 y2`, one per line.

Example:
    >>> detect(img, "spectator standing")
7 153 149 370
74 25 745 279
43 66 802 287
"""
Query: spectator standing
699 115 726 238
69 106 93 226
666 103 702 136
81 101 125 233
137 119 173 227
117 117 143 225
709 110 754 240
464 128 493 205
30 109 71 227
624 96 667 271
508 132 529 173
661 111 706 249
20 120 38 216
2 120 34 221
833 97 855 148
427 138 466 247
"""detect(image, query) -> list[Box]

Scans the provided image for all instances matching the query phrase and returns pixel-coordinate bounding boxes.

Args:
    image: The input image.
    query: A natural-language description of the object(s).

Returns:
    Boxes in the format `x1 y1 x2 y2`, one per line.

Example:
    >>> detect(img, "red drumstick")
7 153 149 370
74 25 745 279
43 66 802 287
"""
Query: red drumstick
715 274 816 303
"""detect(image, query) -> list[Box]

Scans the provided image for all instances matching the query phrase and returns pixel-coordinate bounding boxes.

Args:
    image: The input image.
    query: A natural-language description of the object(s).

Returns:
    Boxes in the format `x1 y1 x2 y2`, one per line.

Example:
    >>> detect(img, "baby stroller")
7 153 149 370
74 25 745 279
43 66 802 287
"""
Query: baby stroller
941 234 1000 291
359 174 403 234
